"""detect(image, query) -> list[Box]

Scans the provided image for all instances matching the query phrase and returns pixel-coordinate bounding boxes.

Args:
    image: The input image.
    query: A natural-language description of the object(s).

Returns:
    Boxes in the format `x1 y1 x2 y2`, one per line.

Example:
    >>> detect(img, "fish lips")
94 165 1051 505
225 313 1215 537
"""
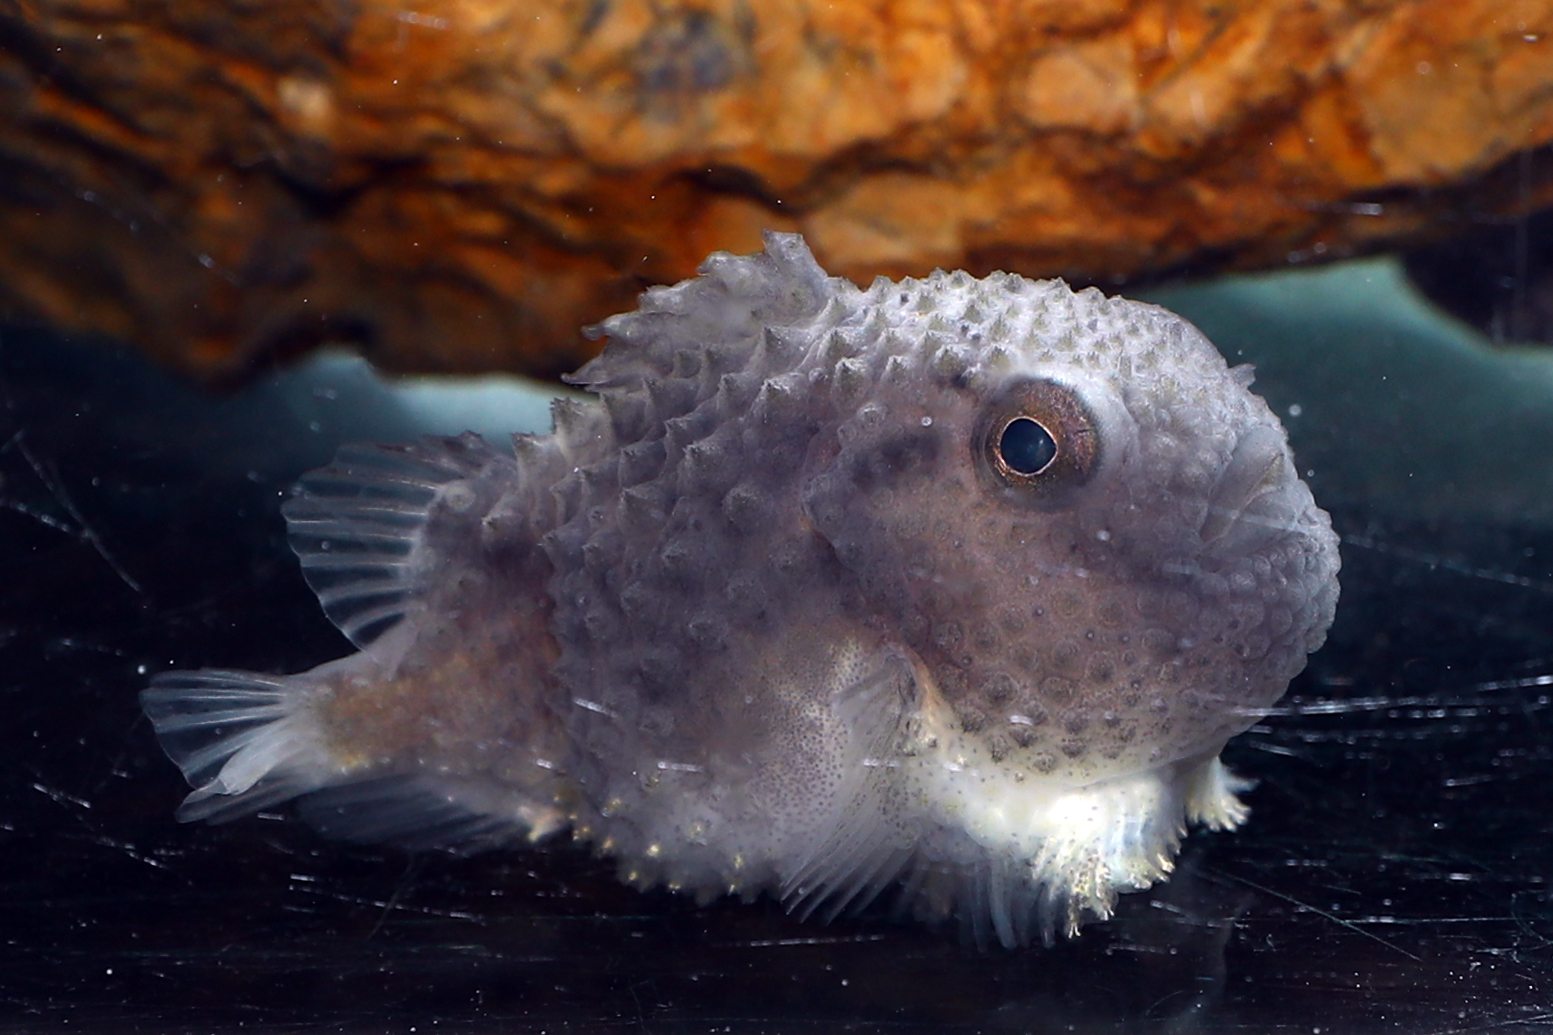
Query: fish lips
1198 423 1310 556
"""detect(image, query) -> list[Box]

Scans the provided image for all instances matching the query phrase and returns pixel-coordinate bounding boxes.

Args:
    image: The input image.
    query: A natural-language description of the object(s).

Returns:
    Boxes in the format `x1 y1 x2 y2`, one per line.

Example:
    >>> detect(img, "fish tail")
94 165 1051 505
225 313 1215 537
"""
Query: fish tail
141 668 333 823
142 665 571 851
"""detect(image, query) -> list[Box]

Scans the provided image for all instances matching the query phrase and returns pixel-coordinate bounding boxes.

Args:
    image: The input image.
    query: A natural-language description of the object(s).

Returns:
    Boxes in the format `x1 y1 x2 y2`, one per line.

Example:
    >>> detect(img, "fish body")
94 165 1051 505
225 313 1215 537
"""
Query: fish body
143 232 1340 946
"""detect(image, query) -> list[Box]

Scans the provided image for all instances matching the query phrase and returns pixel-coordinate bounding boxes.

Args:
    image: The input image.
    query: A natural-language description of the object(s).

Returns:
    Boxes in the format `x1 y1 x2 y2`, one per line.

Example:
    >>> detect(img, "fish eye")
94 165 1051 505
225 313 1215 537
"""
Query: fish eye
976 379 1101 504
997 418 1057 475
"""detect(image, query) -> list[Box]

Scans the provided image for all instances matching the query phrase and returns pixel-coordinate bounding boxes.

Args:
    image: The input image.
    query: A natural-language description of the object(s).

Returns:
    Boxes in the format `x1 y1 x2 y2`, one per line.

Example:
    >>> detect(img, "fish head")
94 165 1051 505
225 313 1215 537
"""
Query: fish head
802 276 1341 787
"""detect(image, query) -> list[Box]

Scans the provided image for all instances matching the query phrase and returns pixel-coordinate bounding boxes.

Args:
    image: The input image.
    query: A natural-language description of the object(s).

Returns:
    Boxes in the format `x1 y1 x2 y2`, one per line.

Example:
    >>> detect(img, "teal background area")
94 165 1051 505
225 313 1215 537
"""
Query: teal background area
1148 257 1553 526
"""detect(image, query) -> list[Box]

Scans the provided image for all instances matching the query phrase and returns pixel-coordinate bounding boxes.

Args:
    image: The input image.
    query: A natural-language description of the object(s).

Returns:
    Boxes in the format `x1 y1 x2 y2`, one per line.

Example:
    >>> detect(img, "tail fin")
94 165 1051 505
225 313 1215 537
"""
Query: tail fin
143 434 560 846
143 434 518 824
142 667 565 850
140 669 332 823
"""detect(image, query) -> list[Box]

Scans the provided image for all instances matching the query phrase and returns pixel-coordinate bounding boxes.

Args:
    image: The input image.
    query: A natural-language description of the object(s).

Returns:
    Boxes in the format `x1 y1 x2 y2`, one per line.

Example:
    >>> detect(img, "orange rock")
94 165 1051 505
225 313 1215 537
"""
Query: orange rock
1 0 1551 381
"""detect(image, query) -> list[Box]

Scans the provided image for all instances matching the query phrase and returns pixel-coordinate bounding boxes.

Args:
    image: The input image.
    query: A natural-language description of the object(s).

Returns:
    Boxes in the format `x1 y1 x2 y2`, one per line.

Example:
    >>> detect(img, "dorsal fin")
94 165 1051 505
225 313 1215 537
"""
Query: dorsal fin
281 433 515 647
570 231 841 398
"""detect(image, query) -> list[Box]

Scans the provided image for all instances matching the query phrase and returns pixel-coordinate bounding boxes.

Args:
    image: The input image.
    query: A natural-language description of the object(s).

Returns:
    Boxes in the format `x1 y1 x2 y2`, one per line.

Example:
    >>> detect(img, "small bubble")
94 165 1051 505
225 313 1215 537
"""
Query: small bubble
1287 403 1303 417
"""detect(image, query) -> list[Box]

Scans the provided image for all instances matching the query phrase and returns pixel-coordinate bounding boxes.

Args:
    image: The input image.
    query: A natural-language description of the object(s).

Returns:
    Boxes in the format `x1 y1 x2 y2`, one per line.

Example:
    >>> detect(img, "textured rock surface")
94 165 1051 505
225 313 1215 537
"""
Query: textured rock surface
2 0 1552 380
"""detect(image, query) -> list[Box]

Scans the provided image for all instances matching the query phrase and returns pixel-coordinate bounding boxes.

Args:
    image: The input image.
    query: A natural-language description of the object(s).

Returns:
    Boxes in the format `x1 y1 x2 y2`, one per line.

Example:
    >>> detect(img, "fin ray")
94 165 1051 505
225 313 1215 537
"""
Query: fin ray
282 434 516 647
143 670 566 847
781 649 916 922
141 669 331 824
296 774 560 854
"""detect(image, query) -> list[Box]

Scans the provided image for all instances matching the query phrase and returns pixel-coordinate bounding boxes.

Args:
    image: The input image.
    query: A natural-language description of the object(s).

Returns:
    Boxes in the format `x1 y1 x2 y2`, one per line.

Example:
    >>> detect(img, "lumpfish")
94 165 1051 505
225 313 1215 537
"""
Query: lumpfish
143 232 1340 947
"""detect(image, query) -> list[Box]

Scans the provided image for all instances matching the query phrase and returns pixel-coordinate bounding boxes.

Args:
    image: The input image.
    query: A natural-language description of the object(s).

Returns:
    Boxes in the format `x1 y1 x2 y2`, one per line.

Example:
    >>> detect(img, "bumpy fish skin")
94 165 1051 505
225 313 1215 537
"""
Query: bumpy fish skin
142 232 1340 947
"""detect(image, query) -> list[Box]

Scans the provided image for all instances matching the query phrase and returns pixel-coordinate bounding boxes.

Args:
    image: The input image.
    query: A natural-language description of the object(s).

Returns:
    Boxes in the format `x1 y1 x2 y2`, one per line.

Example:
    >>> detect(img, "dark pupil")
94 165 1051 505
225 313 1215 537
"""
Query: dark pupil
999 417 1057 475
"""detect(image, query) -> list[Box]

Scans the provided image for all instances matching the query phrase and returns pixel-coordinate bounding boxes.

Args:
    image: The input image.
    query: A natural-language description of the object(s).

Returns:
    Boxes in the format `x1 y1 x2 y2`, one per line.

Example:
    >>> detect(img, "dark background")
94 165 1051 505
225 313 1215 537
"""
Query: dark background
4 238 1553 1033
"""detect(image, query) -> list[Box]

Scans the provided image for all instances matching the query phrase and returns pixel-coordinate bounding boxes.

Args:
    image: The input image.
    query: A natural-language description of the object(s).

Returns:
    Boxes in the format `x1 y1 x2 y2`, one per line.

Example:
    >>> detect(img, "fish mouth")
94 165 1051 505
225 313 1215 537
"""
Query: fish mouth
1198 424 1301 553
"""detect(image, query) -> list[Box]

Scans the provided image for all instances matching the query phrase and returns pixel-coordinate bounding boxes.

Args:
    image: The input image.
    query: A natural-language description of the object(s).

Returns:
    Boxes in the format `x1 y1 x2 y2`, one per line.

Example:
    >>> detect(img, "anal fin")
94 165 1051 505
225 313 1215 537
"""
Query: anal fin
298 772 568 854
